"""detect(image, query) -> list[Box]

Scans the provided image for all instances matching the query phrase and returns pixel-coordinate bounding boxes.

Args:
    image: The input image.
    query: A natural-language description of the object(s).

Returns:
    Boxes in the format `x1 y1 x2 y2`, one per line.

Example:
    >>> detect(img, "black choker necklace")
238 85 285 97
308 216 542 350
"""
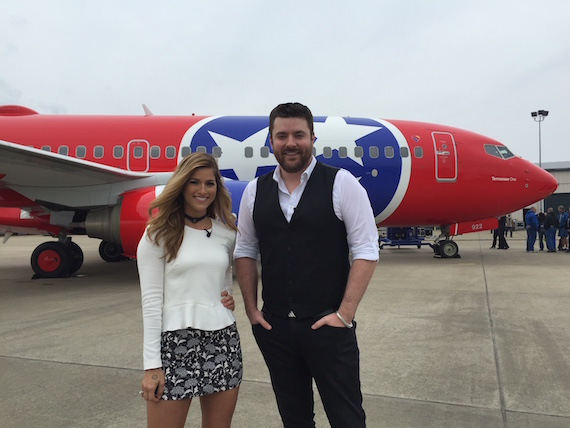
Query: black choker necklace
184 212 207 223
184 213 212 238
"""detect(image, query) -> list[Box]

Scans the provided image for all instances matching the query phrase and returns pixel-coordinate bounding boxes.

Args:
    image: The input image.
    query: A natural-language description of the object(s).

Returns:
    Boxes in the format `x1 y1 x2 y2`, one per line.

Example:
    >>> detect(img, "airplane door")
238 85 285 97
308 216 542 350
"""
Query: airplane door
432 132 457 182
127 140 149 172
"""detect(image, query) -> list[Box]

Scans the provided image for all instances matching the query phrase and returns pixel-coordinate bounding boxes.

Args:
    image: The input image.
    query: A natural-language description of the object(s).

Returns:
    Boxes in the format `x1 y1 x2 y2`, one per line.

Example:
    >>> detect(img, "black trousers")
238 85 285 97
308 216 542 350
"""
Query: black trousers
253 313 365 428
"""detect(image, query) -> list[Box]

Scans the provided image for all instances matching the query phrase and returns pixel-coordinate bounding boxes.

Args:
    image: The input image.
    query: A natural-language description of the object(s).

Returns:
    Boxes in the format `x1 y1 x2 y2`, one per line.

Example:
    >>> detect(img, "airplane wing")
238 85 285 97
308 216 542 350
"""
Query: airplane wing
0 140 173 210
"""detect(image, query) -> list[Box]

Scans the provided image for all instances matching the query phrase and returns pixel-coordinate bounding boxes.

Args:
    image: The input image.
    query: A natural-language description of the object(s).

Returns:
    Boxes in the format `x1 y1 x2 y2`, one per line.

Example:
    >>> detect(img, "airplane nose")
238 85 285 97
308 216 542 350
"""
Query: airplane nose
529 165 558 199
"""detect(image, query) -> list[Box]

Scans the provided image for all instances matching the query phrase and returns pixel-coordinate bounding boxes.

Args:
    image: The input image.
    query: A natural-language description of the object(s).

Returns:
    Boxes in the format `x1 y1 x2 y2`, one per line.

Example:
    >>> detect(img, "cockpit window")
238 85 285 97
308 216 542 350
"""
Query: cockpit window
484 144 514 159
497 145 514 159
484 145 501 158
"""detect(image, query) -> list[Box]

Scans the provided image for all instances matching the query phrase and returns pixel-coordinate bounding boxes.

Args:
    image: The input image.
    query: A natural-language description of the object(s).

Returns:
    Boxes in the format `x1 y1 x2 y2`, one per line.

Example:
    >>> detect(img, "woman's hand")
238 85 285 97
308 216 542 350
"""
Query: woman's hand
221 290 235 311
141 368 165 402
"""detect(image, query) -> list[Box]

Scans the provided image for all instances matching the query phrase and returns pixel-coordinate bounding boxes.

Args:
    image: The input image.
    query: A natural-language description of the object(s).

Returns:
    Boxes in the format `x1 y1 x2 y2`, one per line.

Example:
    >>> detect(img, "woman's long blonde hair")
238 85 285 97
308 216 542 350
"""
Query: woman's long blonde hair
145 152 237 262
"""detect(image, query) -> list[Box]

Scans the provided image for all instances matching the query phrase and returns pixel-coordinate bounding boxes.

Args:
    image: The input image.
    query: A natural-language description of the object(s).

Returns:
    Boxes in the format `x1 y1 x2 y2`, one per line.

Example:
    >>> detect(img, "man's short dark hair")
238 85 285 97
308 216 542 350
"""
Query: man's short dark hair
269 102 313 137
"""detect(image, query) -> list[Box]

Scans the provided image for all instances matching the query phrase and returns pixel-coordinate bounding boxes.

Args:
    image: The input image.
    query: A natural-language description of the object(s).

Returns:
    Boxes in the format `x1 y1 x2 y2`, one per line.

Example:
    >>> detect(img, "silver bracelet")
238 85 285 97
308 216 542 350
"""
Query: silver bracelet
336 311 354 328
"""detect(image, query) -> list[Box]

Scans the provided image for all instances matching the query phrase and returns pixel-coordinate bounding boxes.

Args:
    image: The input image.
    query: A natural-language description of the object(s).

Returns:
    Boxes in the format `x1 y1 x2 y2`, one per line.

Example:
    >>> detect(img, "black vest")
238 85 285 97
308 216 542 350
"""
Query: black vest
253 162 350 318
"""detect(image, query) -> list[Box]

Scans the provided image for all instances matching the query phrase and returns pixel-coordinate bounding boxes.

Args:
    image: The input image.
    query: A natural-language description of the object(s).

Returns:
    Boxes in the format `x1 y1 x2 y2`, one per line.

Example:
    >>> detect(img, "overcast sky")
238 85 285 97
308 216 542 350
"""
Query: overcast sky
1 1 568 164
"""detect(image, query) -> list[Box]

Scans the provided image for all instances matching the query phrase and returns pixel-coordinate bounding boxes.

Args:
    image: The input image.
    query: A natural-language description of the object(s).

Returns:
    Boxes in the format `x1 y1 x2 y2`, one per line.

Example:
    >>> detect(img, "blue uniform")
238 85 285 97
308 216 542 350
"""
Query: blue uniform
525 210 539 252
558 212 568 237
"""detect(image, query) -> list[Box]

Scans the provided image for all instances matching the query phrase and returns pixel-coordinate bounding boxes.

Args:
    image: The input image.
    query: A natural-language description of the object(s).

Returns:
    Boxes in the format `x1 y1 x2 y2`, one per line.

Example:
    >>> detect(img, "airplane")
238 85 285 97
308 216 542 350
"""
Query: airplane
0 104 558 278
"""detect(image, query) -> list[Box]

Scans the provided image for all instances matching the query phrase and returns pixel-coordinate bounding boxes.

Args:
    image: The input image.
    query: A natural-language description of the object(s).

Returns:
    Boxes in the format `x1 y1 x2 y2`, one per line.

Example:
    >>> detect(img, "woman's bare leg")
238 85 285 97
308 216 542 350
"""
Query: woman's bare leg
147 398 192 428
200 387 240 428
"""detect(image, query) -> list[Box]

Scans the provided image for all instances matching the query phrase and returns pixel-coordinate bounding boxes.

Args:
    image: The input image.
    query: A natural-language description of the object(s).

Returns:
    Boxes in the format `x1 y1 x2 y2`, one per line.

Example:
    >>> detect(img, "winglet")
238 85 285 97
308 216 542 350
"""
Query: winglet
142 104 153 116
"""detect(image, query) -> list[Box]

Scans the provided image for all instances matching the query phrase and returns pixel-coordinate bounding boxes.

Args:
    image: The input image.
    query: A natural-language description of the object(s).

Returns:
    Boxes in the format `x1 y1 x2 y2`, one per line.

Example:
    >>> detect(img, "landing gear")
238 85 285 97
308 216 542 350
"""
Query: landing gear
98 240 127 262
437 239 459 258
67 240 84 275
30 238 126 278
432 225 460 258
30 239 85 278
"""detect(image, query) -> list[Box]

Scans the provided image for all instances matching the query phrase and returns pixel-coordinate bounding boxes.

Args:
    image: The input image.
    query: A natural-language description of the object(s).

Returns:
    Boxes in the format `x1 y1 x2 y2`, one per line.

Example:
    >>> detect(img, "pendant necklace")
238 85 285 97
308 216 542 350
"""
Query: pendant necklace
184 212 212 238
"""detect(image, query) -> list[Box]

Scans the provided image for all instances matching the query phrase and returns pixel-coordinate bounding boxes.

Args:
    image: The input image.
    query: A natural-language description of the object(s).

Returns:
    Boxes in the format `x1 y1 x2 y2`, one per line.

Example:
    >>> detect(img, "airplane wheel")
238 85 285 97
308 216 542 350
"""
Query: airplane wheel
31 242 72 278
99 240 126 262
439 240 459 258
66 241 84 275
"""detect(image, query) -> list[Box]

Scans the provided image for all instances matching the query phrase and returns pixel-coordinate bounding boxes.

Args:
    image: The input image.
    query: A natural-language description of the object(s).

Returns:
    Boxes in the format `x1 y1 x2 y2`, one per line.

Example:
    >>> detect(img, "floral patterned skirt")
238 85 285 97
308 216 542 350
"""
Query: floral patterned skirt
160 322 242 400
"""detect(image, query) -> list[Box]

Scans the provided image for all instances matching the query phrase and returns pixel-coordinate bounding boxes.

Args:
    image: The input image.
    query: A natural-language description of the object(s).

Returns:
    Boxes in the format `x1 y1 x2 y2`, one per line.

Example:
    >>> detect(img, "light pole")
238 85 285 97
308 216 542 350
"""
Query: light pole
531 109 549 212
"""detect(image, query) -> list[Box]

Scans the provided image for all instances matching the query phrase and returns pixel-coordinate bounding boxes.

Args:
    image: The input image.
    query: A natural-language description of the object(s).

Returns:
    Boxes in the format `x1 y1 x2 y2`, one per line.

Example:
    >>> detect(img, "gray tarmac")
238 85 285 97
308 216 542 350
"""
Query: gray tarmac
1 232 569 428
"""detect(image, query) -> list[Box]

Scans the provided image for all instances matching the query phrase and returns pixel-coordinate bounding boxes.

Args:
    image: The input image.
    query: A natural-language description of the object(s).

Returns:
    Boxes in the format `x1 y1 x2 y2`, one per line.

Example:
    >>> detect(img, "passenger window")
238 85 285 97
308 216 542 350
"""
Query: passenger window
165 146 176 159
58 146 69 156
196 146 207 153
338 147 347 158
400 147 409 158
133 146 143 159
369 146 379 159
260 146 269 158
113 146 124 159
354 146 363 158
384 146 394 159
244 147 253 158
94 146 104 159
212 146 222 158
323 147 332 158
150 146 160 159
312 147 317 157
414 147 423 158
76 146 86 158
180 146 191 157
41 146 51 152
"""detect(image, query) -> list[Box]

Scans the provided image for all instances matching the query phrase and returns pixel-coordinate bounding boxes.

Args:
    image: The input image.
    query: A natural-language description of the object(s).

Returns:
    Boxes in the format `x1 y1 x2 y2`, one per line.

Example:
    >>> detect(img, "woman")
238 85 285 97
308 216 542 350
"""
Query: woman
137 152 242 428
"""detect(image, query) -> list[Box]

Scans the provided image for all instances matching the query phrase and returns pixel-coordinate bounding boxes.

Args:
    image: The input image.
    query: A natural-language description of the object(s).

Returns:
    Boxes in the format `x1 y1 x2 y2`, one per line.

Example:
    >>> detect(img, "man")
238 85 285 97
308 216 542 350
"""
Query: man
525 206 539 252
506 214 514 237
234 102 379 427
497 215 509 249
537 211 545 251
544 207 558 252
558 205 569 251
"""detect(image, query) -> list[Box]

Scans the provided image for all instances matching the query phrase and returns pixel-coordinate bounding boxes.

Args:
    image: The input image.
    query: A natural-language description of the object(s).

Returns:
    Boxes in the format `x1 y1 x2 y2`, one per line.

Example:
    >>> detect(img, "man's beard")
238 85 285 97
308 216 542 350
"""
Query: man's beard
274 146 313 174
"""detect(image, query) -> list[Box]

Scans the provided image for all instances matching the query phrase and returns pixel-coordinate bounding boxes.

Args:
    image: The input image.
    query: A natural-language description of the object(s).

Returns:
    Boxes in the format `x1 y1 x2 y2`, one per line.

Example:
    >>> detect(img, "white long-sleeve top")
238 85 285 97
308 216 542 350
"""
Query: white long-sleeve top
137 220 236 370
